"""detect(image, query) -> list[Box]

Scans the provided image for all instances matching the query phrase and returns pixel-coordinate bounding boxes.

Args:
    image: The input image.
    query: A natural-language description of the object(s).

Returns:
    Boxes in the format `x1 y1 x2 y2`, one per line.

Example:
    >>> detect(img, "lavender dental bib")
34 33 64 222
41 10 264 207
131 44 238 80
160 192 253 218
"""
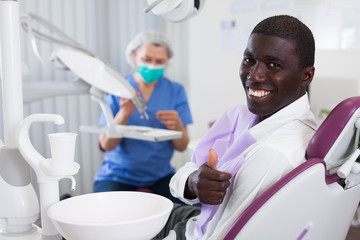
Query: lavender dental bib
192 106 257 238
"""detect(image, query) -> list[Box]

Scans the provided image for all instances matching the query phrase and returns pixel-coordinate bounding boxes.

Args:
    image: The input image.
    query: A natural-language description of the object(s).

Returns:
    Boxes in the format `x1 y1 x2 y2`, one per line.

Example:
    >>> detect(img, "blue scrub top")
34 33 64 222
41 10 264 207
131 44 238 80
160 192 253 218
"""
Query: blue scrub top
95 75 193 187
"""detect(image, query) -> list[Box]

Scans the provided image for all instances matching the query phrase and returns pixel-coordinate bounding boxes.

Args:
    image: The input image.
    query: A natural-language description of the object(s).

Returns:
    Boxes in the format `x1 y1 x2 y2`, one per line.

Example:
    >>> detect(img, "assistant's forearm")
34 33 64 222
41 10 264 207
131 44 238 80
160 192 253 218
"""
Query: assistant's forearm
98 134 122 151
172 126 189 152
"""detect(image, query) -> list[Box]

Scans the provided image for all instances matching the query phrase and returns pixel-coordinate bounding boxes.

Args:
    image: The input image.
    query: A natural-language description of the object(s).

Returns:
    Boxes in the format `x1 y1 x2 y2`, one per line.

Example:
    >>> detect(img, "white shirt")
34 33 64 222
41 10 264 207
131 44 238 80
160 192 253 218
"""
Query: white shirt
169 94 317 240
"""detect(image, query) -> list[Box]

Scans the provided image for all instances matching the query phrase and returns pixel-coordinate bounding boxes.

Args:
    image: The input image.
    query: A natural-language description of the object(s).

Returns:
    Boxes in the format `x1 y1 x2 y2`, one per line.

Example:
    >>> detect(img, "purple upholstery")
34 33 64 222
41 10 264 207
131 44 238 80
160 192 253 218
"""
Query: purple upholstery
224 96 360 240
306 96 360 160
223 158 326 240
223 158 341 240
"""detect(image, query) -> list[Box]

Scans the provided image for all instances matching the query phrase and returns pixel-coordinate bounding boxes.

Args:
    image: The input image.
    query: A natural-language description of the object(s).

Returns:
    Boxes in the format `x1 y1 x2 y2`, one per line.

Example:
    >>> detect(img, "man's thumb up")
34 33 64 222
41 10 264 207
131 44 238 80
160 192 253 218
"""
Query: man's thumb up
207 149 218 169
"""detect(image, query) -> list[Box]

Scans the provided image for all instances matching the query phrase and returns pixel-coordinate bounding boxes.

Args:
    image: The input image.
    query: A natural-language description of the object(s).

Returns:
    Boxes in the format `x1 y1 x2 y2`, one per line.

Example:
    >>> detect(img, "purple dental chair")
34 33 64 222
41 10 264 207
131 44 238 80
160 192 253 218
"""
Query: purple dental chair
223 96 360 240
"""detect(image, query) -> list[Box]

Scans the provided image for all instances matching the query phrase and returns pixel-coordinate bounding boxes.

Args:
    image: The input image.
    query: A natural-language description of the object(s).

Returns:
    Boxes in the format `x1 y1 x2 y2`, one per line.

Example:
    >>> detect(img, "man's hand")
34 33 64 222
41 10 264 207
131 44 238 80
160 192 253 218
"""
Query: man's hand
185 149 232 205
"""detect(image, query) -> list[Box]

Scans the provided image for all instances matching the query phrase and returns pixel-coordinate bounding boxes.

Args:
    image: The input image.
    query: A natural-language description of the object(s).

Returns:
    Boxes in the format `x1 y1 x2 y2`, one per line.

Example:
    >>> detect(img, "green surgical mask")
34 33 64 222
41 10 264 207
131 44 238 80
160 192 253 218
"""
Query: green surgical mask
136 62 165 83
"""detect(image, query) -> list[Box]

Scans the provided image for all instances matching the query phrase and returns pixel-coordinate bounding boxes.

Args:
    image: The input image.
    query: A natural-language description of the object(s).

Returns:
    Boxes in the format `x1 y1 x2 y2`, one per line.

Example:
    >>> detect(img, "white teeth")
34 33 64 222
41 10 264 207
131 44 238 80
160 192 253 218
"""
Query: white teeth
249 88 270 97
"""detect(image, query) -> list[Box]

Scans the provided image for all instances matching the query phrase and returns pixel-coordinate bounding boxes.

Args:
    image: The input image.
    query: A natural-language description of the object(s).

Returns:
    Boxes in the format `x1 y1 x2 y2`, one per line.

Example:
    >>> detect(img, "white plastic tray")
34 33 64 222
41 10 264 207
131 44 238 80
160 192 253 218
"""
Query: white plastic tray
80 125 182 142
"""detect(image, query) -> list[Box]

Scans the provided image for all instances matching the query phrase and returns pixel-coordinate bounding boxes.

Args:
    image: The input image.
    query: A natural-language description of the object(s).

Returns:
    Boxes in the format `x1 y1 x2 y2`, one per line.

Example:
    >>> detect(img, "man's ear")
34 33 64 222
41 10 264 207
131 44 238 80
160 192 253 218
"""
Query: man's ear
301 66 315 88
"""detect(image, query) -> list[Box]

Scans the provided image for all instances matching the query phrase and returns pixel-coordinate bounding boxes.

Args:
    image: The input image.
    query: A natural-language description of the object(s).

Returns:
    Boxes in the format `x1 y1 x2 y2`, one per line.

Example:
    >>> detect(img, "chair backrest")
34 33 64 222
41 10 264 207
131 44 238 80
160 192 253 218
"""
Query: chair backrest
223 96 360 240
306 96 360 169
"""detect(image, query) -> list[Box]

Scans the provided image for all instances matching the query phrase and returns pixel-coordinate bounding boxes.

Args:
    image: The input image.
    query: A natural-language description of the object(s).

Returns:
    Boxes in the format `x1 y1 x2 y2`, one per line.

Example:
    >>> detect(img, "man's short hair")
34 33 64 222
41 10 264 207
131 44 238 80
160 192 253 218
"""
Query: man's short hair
251 15 315 70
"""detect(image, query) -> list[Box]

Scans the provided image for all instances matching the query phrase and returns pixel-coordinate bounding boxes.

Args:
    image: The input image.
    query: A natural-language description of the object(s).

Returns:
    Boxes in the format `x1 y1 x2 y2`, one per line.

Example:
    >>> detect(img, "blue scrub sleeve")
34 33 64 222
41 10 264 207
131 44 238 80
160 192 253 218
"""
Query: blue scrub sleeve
175 86 193 126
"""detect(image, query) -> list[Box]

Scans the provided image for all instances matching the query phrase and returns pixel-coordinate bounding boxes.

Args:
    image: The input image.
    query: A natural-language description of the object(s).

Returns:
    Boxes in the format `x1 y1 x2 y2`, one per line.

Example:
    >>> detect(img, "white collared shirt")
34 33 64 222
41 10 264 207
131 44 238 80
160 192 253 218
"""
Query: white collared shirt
169 93 317 240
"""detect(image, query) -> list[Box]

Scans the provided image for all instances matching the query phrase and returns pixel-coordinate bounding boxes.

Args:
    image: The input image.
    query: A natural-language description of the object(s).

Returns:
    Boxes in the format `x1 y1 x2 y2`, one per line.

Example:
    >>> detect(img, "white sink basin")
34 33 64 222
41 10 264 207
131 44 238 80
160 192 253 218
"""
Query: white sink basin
47 191 173 240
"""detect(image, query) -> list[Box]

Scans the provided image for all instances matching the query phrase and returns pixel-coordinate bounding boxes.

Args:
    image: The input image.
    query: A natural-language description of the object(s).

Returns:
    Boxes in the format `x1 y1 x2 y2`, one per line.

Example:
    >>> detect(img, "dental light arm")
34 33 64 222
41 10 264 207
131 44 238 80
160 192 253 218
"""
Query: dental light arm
20 14 149 120
144 0 206 22
20 13 93 69
23 79 91 104
144 0 166 13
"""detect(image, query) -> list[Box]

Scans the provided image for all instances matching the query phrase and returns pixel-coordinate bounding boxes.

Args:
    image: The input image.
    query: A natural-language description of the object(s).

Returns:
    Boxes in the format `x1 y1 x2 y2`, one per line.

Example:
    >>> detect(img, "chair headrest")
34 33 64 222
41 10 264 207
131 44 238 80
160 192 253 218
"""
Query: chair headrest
306 96 360 169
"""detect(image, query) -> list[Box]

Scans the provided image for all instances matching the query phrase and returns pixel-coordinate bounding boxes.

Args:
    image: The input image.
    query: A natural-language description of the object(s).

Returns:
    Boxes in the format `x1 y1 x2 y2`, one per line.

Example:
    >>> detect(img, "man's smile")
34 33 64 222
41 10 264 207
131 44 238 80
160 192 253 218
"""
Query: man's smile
248 88 271 97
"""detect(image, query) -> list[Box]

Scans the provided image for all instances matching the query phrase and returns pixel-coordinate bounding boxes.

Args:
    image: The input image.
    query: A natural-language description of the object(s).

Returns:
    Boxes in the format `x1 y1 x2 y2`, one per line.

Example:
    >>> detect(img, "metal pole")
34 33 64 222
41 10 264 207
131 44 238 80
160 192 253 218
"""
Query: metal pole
0 1 40 238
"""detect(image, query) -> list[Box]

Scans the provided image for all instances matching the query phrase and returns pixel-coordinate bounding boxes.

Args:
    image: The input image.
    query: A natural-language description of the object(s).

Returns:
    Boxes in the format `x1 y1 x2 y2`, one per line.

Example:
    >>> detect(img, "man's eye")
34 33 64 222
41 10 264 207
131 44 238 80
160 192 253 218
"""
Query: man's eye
244 58 253 64
269 62 280 67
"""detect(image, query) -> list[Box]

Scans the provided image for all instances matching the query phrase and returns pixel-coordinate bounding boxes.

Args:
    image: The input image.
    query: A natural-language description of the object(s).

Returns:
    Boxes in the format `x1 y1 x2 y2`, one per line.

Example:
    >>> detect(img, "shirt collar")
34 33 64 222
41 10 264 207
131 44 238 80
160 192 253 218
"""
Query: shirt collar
249 93 316 140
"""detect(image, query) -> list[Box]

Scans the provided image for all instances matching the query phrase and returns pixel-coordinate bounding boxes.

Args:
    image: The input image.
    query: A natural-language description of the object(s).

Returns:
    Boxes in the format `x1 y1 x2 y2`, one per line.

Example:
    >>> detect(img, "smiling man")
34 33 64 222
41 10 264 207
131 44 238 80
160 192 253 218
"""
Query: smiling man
155 15 317 240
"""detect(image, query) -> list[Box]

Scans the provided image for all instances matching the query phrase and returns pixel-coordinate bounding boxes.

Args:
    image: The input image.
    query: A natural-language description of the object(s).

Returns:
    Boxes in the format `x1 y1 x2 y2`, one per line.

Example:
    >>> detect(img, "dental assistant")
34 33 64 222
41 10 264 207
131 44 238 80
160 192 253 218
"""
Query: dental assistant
94 31 193 204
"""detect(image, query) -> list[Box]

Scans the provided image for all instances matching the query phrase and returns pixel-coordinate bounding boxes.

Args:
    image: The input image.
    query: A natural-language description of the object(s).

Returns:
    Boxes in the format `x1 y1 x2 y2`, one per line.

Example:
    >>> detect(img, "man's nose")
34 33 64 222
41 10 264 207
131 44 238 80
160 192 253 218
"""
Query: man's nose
247 63 266 82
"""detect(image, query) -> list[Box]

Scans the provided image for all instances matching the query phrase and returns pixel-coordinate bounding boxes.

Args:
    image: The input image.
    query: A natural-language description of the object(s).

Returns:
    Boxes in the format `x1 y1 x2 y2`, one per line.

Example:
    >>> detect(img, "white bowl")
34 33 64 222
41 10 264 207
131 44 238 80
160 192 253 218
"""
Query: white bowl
47 191 173 240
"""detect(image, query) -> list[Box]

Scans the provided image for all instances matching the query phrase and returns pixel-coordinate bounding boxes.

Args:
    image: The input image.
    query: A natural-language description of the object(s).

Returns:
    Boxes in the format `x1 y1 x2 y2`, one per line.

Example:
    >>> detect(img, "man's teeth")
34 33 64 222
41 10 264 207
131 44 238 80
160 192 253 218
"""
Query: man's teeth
249 88 270 97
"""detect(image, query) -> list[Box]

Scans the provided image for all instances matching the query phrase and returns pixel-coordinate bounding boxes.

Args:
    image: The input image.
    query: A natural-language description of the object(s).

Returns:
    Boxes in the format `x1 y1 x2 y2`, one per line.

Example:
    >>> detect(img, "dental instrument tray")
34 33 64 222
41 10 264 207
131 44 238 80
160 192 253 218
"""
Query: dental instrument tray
80 125 182 142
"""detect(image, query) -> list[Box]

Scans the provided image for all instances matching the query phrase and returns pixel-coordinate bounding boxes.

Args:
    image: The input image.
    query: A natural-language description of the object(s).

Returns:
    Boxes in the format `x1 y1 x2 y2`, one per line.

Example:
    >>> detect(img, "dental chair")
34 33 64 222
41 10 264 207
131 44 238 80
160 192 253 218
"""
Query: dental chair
223 96 360 240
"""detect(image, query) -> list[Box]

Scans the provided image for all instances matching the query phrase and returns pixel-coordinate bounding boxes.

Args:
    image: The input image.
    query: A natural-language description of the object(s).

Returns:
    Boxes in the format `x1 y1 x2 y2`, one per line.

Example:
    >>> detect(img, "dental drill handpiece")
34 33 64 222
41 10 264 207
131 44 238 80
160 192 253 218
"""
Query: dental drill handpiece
132 95 149 120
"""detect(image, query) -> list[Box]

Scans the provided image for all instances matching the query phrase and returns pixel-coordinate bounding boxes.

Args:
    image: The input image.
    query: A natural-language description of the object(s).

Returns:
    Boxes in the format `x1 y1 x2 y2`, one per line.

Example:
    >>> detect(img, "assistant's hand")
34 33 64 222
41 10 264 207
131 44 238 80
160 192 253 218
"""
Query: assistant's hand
156 110 184 131
185 149 232 205
100 97 136 151
156 110 189 151
114 97 137 125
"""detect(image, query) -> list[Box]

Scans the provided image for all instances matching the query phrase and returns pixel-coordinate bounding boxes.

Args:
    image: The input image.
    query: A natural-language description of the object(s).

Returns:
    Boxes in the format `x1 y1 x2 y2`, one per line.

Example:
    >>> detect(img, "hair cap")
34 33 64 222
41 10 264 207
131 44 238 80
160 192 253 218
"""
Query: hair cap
125 30 173 68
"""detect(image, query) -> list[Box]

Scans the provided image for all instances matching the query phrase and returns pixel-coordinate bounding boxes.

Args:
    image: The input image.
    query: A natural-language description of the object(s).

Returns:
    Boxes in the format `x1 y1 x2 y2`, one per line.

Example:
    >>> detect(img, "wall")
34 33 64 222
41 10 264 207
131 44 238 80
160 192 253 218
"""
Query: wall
187 0 360 139
310 50 360 123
